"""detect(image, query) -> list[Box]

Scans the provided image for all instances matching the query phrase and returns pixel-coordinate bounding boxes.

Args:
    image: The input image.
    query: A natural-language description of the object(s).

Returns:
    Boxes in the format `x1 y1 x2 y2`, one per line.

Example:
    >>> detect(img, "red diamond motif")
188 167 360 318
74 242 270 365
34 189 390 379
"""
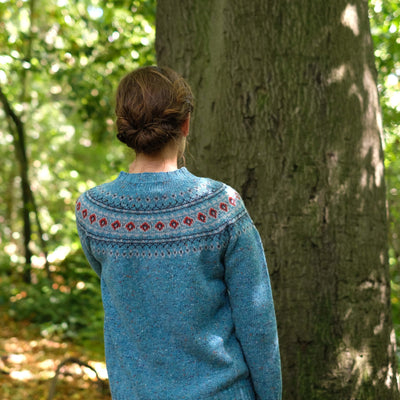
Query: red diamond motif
125 222 135 231
209 208 217 218
140 222 150 232
155 221 165 231
197 212 206 223
99 218 108 227
169 219 179 229
76 202 81 211
229 197 236 206
82 209 88 218
183 216 194 226
220 203 228 212
89 214 97 224
111 220 121 230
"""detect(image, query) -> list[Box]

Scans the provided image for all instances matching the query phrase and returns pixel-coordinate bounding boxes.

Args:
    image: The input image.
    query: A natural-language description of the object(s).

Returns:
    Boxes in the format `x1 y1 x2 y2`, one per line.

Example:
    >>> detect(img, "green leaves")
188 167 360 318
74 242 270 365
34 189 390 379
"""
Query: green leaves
0 0 155 268
0 0 155 343
1 0 400 363
4 250 104 346
370 0 400 362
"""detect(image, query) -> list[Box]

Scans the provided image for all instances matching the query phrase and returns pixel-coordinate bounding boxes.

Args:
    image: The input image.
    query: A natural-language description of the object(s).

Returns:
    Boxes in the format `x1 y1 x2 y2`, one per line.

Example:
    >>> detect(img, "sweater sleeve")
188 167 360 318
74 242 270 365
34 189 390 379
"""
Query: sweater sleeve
76 217 102 278
224 212 282 400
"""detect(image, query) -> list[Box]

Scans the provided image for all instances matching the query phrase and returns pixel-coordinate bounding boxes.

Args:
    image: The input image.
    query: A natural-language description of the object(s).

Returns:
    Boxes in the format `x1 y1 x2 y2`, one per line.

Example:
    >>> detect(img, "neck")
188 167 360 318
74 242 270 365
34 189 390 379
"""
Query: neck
129 145 179 173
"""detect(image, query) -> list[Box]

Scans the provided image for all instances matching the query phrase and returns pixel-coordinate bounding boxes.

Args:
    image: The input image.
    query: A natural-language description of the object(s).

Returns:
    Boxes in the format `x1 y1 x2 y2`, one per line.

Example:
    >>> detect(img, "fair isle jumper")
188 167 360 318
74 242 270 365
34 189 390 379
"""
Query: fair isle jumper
76 167 281 400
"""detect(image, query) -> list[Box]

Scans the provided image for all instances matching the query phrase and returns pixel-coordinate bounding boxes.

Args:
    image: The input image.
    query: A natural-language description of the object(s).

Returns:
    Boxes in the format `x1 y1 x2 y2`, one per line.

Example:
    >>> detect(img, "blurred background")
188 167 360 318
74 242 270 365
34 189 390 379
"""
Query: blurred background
0 0 398 399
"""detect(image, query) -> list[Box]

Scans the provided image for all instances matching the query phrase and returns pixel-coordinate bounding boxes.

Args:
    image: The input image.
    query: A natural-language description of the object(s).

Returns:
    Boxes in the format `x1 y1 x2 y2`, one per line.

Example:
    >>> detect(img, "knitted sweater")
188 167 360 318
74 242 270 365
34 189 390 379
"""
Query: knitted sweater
76 167 281 400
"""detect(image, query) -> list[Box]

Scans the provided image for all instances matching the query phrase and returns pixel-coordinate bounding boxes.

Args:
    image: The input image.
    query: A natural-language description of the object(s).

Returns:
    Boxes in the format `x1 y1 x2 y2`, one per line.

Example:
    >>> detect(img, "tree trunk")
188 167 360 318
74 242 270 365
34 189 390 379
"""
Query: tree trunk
156 0 399 398
0 0 50 282
0 87 33 283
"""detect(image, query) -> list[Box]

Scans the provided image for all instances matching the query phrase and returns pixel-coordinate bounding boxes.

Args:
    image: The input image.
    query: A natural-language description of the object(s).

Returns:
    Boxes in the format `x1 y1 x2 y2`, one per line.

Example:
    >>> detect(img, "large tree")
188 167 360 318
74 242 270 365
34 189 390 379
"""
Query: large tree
156 1 399 399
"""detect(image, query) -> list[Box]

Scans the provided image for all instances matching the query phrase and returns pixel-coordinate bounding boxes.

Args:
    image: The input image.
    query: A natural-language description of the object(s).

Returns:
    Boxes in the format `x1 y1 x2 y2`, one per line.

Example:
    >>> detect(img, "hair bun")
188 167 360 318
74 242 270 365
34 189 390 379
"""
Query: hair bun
116 117 174 154
116 128 137 146
132 123 172 154
116 117 138 144
115 66 194 154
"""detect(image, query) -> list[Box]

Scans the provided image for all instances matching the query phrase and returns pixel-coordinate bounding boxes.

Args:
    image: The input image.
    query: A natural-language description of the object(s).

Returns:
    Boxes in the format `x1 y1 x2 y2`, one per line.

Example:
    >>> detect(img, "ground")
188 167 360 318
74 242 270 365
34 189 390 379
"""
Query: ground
0 311 111 400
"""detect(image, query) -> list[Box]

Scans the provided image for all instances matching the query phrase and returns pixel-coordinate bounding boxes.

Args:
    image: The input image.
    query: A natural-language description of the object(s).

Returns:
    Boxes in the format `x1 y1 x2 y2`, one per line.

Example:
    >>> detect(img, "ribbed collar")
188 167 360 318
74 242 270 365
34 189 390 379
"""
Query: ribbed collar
117 167 193 183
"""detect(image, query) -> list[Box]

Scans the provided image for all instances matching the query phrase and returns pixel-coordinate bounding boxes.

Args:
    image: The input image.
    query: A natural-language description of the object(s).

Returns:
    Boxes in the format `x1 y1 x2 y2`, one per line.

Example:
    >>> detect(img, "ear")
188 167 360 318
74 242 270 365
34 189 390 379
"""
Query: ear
181 114 190 137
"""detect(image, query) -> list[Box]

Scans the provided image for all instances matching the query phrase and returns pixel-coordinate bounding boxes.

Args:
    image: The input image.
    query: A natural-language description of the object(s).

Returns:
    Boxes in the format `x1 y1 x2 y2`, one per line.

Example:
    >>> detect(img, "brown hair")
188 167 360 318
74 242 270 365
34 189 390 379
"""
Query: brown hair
115 66 194 154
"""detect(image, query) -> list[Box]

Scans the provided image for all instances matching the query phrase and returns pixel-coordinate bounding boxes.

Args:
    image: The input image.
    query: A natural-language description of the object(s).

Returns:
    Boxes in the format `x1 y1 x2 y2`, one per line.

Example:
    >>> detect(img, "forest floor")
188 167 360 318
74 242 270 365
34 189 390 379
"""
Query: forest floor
0 311 111 400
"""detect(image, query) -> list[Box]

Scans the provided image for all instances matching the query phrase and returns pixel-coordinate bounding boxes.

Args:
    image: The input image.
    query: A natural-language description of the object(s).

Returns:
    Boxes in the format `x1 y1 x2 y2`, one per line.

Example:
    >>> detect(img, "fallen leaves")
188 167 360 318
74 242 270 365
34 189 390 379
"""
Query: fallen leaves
0 311 110 400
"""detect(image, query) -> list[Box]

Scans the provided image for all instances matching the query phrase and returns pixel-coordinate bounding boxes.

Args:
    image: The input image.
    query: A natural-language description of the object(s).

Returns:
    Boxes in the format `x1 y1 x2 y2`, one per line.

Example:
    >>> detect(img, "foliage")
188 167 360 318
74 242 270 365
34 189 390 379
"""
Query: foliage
1 250 104 351
369 0 400 360
0 0 399 371
0 0 156 262
0 0 155 345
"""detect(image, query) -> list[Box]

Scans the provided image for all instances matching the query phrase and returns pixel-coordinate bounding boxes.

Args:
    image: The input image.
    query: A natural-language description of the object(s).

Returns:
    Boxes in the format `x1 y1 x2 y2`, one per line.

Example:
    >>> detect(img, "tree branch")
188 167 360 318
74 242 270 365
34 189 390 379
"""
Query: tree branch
47 357 109 400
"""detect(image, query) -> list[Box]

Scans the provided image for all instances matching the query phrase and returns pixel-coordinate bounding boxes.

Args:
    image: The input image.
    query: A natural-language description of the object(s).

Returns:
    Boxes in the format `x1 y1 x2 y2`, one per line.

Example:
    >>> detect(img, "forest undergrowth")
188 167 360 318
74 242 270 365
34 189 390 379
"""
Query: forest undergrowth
0 310 110 400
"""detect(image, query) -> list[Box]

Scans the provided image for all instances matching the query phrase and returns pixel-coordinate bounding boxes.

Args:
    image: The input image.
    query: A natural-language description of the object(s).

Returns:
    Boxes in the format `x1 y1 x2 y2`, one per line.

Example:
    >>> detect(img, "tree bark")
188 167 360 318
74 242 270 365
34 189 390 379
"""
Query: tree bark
156 0 399 398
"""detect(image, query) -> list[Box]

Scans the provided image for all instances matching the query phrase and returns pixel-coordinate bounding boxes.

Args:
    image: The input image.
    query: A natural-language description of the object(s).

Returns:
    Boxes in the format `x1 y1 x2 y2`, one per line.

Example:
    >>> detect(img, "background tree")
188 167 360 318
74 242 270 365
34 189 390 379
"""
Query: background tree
369 0 400 364
0 0 155 342
157 1 399 399
1 0 400 398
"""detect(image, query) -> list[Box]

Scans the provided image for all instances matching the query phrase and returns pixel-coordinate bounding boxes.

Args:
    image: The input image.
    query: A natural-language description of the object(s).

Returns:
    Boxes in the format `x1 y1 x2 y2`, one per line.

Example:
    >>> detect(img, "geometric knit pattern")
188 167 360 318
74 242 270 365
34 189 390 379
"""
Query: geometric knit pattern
76 168 282 400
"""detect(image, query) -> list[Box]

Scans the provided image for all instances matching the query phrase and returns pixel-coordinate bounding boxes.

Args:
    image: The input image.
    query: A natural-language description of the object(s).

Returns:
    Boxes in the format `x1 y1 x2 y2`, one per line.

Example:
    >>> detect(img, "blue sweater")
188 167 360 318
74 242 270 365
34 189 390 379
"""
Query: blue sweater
76 167 281 400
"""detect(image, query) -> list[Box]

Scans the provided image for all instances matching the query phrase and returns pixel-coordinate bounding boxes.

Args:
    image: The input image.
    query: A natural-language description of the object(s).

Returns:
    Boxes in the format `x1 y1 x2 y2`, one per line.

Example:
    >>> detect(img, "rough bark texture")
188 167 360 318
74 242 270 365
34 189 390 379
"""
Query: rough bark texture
157 0 400 398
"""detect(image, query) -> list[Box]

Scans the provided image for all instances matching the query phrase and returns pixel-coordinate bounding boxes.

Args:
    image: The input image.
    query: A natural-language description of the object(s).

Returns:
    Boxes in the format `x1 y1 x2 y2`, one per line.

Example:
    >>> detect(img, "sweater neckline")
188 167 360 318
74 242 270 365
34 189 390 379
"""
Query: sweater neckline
117 167 193 183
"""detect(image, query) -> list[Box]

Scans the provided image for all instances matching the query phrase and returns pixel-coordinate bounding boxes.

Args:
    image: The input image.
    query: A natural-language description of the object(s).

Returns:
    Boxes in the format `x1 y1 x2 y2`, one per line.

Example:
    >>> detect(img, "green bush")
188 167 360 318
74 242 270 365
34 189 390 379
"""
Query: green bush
1 250 104 352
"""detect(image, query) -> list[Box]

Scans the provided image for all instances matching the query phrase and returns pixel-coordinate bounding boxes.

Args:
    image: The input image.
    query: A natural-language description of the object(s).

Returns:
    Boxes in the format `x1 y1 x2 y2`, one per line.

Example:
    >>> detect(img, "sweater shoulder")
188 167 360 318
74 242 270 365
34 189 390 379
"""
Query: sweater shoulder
75 173 247 242
84 174 226 211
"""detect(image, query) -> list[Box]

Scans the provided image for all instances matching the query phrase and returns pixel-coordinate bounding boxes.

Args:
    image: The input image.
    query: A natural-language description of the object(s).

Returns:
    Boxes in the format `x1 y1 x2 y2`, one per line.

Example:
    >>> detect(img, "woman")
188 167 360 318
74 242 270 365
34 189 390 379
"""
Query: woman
76 66 282 400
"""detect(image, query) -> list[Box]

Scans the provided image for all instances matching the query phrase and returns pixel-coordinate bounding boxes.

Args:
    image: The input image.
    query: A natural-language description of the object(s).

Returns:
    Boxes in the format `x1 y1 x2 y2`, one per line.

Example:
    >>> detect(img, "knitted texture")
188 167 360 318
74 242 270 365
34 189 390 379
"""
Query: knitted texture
76 167 281 400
